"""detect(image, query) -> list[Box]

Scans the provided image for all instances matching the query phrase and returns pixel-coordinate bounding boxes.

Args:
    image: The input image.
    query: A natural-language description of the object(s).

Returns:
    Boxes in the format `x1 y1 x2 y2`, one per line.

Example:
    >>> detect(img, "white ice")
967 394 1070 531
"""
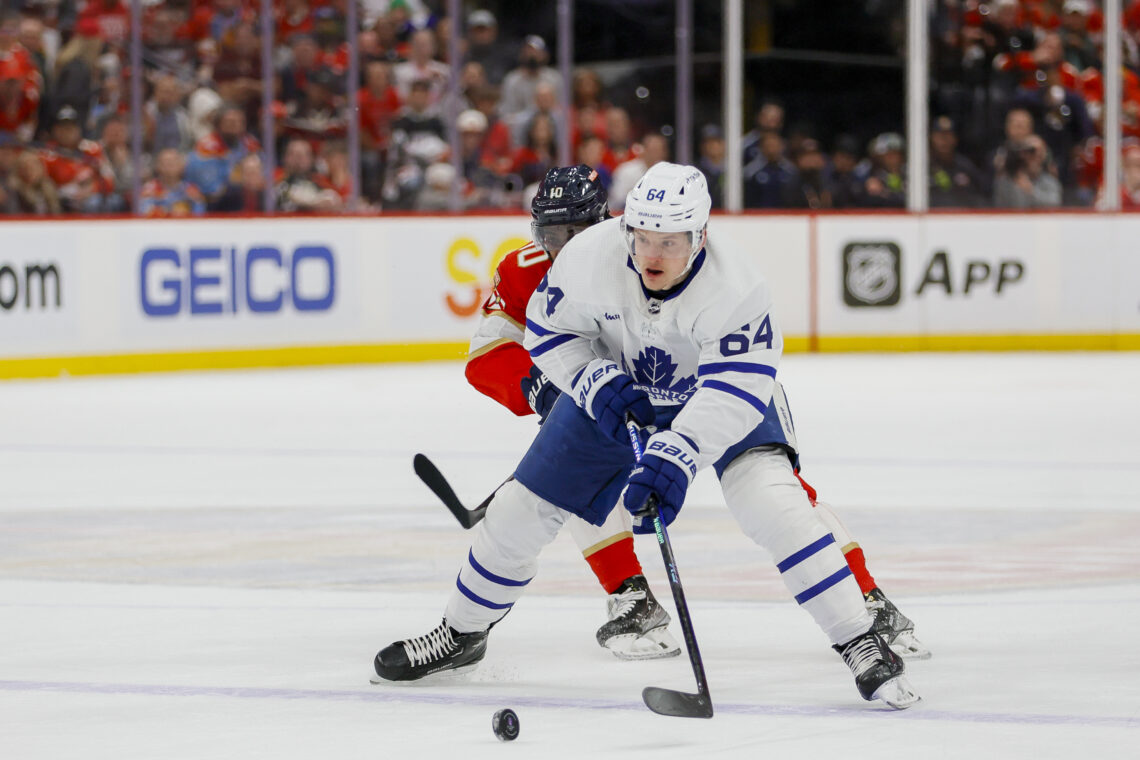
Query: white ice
2 353 1139 759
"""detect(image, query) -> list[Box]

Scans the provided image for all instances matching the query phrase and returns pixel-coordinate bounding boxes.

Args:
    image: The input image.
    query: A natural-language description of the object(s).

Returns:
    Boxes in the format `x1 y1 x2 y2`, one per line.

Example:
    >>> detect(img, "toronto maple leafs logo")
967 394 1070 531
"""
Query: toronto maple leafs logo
624 346 697 405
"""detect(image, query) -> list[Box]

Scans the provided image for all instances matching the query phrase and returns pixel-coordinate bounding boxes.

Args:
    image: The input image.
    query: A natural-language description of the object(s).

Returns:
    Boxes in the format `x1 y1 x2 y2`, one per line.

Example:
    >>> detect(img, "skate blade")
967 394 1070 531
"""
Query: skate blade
369 661 481 685
871 675 921 710
890 630 932 661
603 628 683 661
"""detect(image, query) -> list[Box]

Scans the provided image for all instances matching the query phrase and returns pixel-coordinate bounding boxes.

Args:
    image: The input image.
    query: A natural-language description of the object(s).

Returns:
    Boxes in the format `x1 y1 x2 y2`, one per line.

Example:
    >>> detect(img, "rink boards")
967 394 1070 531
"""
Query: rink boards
1 212 1138 378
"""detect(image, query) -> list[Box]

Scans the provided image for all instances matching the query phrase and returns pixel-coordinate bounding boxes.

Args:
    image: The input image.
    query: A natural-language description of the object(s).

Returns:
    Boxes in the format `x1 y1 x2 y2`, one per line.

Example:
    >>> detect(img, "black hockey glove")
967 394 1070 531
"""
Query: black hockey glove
521 365 560 423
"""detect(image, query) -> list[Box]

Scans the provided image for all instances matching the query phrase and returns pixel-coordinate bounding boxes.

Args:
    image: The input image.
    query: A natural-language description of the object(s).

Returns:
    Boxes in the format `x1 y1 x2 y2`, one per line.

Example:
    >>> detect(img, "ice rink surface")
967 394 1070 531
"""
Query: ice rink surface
2 353 1139 759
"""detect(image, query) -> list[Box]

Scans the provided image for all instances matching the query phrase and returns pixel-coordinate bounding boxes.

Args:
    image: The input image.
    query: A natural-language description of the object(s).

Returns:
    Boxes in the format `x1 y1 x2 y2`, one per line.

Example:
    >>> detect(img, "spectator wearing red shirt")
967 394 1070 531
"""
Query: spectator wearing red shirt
510 110 557 187
324 142 353 203
994 30 1083 93
600 107 637 173
139 148 207 217
40 105 115 213
0 59 39 143
77 0 130 47
0 12 39 85
470 85 513 176
278 0 315 43
182 0 252 44
570 68 610 148
358 60 401 202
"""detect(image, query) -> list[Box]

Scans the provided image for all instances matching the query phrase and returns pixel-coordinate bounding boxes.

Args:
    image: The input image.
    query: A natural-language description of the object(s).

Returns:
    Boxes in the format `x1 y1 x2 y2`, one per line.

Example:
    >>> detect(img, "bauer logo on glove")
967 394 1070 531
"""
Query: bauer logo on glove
646 439 697 477
623 431 699 534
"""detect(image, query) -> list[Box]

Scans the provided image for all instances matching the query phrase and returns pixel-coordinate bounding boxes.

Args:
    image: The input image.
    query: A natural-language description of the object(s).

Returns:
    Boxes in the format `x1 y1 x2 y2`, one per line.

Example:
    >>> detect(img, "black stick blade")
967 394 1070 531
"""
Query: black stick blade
642 687 714 719
412 454 484 529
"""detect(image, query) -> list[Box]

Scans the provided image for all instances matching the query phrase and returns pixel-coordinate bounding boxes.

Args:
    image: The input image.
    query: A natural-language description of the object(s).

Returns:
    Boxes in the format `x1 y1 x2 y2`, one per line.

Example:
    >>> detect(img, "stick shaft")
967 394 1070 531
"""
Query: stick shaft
625 420 712 705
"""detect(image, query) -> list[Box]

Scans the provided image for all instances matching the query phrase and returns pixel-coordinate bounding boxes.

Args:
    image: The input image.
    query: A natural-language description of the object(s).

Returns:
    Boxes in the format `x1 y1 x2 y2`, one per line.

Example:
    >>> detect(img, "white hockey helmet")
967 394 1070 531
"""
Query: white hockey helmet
620 162 712 273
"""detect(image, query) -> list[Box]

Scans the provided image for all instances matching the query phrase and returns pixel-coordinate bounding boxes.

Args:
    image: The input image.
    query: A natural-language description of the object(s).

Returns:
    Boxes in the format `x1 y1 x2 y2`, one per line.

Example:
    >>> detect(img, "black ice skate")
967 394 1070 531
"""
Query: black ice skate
834 628 920 709
865 587 932 660
595 575 681 660
371 620 488 683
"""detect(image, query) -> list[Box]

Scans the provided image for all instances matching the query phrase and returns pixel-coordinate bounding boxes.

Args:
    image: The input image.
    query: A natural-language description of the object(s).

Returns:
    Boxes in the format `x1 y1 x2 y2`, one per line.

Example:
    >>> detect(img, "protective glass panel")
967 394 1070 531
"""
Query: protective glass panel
930 1 1099 209
741 1 905 209
1 8 130 217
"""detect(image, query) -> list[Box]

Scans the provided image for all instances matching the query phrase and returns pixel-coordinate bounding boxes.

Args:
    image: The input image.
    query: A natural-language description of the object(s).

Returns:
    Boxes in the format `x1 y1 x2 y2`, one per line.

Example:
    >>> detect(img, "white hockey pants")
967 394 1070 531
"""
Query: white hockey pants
719 447 872 646
445 446 872 646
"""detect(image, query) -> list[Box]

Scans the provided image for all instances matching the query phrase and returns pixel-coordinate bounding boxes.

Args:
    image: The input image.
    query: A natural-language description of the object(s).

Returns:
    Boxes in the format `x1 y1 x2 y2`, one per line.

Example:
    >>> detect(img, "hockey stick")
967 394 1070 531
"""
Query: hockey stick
412 453 508 529
625 419 714 719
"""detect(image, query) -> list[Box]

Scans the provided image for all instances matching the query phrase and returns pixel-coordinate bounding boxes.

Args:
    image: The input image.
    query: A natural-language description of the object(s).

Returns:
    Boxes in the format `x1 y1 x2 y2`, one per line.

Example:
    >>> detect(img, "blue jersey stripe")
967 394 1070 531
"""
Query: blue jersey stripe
468 550 531 587
525 318 554 337
698 361 777 378
776 534 836 573
793 566 854 605
701 379 768 415
455 574 515 610
529 332 577 358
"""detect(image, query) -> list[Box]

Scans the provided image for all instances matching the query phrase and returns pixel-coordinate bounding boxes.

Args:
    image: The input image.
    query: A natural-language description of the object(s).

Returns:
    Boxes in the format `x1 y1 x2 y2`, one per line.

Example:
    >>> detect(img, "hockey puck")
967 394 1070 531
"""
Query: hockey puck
491 708 519 741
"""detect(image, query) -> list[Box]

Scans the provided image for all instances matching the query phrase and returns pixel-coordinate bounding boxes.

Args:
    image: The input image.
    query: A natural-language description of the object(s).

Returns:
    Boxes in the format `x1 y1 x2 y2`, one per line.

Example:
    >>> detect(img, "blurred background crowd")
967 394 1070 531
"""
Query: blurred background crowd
1 0 1139 216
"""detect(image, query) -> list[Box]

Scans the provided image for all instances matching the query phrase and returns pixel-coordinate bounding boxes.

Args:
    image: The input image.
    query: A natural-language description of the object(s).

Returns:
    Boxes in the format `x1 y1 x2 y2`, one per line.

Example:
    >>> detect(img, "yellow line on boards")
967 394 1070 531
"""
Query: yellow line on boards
0 342 470 380
815 334 1140 352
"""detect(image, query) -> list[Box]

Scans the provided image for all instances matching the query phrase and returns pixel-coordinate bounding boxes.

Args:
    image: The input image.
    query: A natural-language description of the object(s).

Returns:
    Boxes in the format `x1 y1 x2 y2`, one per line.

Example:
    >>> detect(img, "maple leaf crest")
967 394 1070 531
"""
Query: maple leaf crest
627 347 696 396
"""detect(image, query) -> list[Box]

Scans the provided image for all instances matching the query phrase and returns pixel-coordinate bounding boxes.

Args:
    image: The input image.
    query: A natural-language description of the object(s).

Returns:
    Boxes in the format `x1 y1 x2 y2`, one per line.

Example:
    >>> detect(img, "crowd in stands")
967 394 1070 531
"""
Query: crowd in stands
2 0 1140 217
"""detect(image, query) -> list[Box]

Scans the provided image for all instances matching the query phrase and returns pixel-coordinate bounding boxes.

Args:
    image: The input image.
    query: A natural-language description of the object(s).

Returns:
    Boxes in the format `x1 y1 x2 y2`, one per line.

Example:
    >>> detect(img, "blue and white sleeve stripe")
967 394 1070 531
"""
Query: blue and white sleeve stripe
698 361 777 379
699 379 769 416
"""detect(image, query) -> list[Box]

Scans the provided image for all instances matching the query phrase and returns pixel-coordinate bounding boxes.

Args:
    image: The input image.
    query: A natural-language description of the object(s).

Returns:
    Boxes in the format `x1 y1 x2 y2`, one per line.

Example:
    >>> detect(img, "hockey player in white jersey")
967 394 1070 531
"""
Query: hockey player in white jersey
373 162 919 709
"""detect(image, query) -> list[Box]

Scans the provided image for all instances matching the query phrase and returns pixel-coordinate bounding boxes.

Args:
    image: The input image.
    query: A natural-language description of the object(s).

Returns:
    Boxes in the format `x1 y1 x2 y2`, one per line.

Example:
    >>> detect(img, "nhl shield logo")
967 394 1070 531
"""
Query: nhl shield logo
842 242 901 307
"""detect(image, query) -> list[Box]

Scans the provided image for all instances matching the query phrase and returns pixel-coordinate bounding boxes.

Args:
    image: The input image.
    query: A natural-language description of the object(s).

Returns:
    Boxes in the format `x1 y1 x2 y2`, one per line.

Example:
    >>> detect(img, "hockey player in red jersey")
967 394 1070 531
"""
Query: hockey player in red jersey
464 164 928 661
465 165 681 660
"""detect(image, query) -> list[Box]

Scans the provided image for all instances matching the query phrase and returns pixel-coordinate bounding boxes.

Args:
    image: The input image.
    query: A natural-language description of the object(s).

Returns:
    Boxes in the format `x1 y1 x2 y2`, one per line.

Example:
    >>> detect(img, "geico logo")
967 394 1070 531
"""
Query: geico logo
0 262 61 312
445 235 531 317
140 245 335 317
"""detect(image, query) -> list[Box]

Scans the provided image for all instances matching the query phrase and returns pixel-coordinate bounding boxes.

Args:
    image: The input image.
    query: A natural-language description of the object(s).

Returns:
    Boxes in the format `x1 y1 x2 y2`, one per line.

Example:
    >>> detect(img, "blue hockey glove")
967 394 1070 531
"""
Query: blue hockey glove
623 431 699 534
570 359 654 445
520 365 560 423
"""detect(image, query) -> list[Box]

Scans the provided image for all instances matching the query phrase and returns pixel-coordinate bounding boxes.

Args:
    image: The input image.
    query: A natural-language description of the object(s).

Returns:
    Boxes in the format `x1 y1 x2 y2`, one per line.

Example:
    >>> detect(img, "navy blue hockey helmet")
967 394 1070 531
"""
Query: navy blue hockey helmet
530 164 609 254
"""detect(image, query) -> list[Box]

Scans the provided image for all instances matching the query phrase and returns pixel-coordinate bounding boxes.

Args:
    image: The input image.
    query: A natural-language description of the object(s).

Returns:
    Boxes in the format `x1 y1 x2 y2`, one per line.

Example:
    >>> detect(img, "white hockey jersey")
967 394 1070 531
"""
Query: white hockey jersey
523 217 784 472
